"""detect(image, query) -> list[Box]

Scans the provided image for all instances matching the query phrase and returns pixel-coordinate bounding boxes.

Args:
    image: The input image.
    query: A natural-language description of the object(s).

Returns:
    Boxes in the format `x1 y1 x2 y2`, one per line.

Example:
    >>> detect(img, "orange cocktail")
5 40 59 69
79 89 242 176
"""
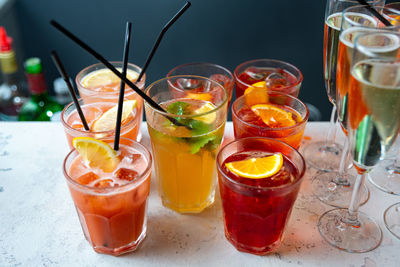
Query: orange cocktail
61 96 138 149
63 138 152 256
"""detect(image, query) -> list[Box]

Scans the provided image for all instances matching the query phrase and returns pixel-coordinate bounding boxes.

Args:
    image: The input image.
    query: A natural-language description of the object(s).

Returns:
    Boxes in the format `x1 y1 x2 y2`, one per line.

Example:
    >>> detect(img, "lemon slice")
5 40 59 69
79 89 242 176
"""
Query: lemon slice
193 102 216 124
81 68 138 88
91 100 137 132
225 153 283 179
251 104 296 128
72 137 120 173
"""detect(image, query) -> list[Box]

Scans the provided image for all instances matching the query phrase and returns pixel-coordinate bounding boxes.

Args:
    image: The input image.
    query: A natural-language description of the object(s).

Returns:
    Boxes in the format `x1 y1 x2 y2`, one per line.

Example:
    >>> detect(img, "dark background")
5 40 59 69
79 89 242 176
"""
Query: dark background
10 0 398 120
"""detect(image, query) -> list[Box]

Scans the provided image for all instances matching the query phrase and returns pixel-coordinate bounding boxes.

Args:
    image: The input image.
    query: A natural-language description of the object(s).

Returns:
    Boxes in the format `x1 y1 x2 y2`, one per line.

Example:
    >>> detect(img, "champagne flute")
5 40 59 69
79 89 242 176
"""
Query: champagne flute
312 3 394 208
303 0 385 172
318 30 400 253
368 2 400 195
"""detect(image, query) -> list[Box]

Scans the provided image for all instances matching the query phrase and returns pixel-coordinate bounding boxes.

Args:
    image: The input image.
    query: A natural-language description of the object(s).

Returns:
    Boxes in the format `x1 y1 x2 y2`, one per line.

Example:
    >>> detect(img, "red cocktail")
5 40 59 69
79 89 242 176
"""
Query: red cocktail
234 59 303 98
232 91 309 149
217 137 306 255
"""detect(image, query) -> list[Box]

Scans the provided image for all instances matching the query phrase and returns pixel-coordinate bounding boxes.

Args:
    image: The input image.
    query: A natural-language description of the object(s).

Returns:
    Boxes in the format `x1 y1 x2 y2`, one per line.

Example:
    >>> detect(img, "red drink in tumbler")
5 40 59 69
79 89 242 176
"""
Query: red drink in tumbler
217 137 306 255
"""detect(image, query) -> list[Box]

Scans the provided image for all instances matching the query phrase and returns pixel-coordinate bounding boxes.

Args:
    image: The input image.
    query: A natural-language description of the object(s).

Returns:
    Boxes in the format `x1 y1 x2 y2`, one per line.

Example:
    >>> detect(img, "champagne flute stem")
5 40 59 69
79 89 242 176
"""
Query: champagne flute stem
334 138 351 185
343 171 366 225
325 105 338 147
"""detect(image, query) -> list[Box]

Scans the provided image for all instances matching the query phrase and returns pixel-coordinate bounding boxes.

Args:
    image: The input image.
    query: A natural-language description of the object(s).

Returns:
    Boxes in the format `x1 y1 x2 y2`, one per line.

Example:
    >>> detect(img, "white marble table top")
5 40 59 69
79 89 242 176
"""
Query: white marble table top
0 121 399 267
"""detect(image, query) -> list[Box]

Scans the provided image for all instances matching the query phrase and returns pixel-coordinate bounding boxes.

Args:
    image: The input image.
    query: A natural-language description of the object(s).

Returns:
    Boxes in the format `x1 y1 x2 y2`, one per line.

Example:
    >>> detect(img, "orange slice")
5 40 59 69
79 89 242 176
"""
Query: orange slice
72 137 120 173
91 100 136 132
187 92 213 102
225 153 283 179
251 104 296 128
244 81 269 106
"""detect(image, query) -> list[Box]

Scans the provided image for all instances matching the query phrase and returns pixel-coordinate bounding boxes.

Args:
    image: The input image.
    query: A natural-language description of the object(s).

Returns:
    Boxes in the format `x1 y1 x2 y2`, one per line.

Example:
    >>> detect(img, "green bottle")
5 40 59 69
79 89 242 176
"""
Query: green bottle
18 58 63 121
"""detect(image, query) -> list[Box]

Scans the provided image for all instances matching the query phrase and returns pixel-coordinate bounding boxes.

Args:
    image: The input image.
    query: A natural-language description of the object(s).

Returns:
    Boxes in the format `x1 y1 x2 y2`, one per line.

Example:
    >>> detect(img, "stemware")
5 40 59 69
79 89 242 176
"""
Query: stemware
319 30 400 252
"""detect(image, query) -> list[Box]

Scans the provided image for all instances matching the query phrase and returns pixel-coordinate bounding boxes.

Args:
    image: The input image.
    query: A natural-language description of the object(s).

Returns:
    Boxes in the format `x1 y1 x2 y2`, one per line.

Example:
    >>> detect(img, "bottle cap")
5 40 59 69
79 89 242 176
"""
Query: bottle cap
0 27 13 52
24 57 43 74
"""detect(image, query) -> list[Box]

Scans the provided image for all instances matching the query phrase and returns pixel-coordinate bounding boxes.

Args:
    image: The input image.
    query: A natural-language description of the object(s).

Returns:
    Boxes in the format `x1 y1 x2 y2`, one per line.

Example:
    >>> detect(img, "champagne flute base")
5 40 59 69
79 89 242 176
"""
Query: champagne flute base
312 172 369 208
303 141 342 172
318 208 382 253
368 160 400 195
384 202 400 240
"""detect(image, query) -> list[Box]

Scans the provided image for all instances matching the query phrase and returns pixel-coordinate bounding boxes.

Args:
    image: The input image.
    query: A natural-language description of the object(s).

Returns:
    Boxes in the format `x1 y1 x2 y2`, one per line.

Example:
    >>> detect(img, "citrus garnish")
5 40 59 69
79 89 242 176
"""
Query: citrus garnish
72 137 120 173
187 92 213 102
244 81 269 106
193 102 216 124
81 68 138 88
251 104 296 128
91 100 136 132
225 153 283 179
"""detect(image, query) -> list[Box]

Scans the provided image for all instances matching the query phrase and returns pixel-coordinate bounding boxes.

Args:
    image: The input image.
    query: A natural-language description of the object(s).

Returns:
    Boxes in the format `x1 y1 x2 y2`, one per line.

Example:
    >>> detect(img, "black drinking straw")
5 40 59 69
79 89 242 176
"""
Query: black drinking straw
136 1 191 83
114 22 131 151
356 0 392 26
50 20 189 129
50 50 90 131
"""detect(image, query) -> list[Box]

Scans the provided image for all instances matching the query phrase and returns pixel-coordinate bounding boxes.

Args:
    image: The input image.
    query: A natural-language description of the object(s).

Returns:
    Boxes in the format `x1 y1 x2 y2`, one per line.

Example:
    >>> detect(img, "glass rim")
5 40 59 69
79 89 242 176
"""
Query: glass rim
232 91 309 131
144 75 228 119
233 58 303 89
166 62 234 80
62 137 152 193
75 61 145 93
354 31 400 56
216 136 306 191
61 96 137 135
342 6 400 29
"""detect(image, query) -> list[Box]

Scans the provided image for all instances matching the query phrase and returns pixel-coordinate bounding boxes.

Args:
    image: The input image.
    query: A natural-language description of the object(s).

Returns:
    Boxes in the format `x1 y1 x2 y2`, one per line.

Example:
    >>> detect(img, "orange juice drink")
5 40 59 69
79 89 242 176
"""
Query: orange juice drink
61 96 138 150
76 62 145 140
145 76 228 213
63 137 152 256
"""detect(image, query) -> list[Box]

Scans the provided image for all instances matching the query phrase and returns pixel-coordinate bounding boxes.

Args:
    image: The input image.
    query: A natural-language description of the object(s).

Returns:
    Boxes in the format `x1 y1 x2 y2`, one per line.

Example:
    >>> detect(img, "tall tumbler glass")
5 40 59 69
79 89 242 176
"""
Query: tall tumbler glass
63 138 152 256
318 30 400 253
217 137 306 255
303 0 385 172
144 75 228 213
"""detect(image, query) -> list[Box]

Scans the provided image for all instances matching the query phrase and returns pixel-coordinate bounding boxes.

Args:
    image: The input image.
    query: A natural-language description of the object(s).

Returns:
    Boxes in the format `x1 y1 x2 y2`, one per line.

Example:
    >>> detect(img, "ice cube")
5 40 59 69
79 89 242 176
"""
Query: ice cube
209 74 230 87
176 78 202 90
123 153 141 164
265 72 288 89
76 172 99 185
115 168 138 181
244 67 268 80
93 178 117 188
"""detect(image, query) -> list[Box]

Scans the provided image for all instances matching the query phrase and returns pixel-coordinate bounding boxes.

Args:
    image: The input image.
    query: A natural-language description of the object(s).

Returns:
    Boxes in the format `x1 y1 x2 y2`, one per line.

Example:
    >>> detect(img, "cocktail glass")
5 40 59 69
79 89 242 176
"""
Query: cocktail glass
167 62 234 106
232 91 309 149
144 75 228 213
234 59 302 98
76 62 145 141
61 96 139 150
318 30 400 252
217 137 306 255
62 138 152 256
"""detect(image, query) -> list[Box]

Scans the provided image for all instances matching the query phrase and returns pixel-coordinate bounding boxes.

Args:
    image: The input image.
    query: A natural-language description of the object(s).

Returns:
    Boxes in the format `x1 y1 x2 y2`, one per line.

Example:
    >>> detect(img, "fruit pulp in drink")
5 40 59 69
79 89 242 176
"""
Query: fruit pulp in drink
64 102 139 149
218 150 301 255
66 143 151 256
147 98 225 213
236 67 299 98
